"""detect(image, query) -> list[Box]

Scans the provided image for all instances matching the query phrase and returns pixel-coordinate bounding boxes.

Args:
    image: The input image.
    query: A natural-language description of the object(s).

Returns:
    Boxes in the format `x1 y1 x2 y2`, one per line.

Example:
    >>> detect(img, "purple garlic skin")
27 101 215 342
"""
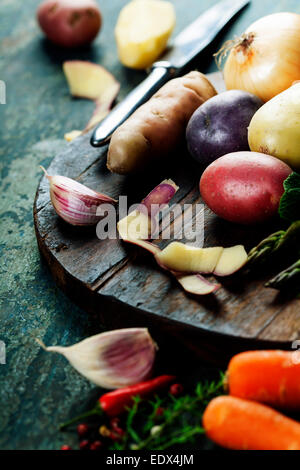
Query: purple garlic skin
41 167 116 226
36 328 157 389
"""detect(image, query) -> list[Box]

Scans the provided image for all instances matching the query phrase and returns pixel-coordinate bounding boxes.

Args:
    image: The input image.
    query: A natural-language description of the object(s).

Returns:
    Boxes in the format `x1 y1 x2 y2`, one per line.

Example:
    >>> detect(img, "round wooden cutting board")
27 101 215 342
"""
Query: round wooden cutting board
33 72 300 363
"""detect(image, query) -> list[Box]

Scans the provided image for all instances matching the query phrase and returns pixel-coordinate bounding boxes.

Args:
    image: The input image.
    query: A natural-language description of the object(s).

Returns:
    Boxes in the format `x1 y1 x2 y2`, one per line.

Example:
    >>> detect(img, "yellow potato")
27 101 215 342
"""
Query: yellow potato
107 71 217 174
115 0 175 70
248 83 300 170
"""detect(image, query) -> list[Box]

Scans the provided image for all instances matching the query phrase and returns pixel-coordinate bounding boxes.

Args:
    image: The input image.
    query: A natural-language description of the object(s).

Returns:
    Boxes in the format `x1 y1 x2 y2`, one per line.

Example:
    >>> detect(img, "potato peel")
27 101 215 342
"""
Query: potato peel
63 60 120 141
117 180 220 296
122 236 221 296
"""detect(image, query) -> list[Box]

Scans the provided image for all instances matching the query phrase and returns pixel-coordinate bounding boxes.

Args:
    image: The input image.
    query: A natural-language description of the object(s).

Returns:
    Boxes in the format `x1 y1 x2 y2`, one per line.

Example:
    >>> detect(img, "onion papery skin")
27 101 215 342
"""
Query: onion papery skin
224 12 300 102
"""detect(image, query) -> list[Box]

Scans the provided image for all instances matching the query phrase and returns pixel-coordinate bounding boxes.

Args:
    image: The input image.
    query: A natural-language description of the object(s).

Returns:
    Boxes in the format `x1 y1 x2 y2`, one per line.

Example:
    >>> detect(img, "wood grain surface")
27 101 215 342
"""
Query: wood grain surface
34 72 300 356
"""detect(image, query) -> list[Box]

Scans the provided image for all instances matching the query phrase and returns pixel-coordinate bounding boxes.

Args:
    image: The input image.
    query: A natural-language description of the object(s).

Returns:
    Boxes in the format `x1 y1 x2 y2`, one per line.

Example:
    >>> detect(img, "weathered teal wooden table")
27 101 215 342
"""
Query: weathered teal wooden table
1 0 299 450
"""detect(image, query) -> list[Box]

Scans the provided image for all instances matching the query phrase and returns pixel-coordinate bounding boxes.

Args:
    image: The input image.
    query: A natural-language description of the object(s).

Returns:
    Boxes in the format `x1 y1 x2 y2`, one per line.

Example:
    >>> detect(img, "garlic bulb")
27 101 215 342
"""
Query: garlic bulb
41 166 116 226
36 328 157 389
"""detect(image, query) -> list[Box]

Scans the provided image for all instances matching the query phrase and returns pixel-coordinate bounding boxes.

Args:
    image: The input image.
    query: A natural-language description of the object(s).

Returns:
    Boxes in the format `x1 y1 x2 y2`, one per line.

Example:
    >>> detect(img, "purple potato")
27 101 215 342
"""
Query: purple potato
186 90 263 165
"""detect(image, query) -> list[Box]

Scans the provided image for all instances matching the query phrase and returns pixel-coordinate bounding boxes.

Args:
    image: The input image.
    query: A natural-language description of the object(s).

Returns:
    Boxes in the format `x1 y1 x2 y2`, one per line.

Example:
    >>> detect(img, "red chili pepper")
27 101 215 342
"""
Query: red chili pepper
99 375 176 417
60 375 175 430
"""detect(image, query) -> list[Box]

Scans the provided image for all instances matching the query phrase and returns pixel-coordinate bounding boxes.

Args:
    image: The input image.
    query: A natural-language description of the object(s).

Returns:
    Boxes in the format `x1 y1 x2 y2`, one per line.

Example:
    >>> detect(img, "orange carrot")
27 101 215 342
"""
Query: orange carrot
203 395 300 450
226 350 300 410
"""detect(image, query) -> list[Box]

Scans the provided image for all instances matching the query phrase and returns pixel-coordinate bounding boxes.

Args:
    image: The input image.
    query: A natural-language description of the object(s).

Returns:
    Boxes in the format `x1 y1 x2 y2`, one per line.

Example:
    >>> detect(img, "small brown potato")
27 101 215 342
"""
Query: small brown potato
37 0 102 48
107 71 217 174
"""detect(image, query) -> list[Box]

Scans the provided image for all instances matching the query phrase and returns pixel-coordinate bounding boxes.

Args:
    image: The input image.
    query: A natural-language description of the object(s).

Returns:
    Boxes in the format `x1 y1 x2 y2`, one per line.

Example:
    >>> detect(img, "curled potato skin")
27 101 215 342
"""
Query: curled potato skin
107 71 217 174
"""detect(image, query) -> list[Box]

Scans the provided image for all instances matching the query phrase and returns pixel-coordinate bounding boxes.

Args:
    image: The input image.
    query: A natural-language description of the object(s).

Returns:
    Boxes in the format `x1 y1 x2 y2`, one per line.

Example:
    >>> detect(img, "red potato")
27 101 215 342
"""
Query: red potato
107 71 217 174
37 0 102 48
200 152 292 225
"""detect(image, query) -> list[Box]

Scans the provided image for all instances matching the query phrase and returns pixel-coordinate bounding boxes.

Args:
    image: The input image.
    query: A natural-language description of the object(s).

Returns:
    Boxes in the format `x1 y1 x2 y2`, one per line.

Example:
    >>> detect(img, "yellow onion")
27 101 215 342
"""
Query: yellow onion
220 12 300 102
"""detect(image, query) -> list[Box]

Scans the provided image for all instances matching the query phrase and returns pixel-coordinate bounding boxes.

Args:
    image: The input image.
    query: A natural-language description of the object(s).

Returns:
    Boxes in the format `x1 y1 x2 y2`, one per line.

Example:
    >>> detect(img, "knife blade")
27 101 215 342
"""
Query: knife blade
91 0 250 147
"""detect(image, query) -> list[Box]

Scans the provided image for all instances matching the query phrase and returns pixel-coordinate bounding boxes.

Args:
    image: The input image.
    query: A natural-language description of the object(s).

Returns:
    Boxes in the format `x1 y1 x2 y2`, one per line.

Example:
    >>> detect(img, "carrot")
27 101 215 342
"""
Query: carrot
226 350 300 410
203 395 300 450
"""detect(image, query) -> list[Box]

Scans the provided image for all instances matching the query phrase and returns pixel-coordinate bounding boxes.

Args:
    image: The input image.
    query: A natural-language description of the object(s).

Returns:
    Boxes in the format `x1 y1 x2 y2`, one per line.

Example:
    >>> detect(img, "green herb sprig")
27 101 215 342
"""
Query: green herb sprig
110 374 224 451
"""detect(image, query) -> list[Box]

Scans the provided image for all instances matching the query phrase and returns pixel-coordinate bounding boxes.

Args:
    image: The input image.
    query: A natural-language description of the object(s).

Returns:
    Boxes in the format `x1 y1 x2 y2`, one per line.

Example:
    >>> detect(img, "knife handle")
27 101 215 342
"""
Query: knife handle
90 61 177 147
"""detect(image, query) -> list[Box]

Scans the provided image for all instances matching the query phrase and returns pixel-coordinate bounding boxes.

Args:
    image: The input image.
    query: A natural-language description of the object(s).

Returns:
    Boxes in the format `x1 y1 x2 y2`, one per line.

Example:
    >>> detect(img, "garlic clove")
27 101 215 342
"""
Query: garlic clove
36 328 157 389
41 166 116 226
